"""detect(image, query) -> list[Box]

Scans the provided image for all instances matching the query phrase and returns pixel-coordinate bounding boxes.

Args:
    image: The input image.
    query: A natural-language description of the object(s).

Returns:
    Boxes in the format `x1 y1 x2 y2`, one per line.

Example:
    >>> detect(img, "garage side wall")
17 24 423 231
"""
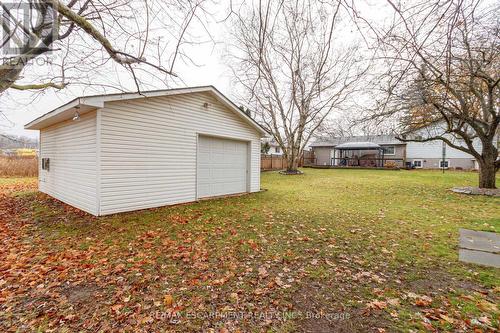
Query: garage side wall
99 92 261 215
39 111 98 215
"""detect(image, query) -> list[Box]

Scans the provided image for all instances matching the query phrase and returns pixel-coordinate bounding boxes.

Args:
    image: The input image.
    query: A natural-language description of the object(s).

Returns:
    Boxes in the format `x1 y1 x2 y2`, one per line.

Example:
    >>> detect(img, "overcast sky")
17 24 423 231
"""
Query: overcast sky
0 0 389 139
1 34 231 138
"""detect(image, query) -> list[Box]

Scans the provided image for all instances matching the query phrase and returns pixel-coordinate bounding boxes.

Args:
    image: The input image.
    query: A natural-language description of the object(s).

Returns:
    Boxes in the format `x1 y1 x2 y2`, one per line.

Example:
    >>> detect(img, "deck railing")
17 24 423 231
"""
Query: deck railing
330 157 404 168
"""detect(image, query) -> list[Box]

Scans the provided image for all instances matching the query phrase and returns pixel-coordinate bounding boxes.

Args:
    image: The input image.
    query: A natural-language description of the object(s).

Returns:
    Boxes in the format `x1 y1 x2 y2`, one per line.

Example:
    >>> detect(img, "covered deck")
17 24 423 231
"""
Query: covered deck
330 142 402 168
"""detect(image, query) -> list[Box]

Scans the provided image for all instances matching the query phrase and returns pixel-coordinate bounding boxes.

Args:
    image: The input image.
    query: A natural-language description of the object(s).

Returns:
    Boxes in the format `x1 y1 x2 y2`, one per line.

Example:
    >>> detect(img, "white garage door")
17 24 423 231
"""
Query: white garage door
197 136 248 198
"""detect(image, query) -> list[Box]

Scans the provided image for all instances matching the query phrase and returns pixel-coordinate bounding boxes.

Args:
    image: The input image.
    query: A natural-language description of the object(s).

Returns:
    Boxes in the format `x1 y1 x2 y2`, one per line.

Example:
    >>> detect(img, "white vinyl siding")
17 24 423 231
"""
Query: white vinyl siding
406 140 483 159
406 128 483 159
39 111 98 215
99 92 261 215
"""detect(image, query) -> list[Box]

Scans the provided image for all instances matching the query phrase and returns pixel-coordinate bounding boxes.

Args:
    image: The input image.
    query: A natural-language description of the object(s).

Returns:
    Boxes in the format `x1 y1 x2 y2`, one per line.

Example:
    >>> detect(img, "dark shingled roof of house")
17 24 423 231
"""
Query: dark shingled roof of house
310 135 405 147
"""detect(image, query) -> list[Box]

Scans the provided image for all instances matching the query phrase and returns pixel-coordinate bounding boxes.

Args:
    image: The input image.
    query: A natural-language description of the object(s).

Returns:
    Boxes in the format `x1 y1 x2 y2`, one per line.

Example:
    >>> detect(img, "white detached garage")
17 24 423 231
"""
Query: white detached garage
25 86 266 216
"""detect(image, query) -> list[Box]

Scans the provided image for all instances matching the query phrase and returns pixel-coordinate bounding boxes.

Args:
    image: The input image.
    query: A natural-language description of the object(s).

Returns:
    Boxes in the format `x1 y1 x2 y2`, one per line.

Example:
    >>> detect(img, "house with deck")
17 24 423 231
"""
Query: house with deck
310 134 483 170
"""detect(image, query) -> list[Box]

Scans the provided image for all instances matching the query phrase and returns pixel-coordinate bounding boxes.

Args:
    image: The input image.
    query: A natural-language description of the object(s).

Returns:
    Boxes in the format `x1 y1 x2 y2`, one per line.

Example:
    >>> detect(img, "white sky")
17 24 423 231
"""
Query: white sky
0 0 390 139
1 38 232 138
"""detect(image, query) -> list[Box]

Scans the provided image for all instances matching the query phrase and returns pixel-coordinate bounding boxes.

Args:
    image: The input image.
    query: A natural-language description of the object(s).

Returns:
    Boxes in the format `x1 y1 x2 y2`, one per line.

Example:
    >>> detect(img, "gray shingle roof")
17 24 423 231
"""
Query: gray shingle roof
310 135 404 147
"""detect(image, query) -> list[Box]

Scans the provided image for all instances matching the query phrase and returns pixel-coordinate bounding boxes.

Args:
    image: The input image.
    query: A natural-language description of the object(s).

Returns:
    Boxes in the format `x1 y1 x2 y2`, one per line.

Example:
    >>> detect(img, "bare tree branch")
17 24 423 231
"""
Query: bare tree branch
230 0 366 173
363 0 499 188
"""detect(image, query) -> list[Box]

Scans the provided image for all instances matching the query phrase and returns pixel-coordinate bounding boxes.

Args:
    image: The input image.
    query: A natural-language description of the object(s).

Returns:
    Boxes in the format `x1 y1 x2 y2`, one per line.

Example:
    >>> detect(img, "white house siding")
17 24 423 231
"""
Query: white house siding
99 92 261 215
39 111 98 215
406 137 482 169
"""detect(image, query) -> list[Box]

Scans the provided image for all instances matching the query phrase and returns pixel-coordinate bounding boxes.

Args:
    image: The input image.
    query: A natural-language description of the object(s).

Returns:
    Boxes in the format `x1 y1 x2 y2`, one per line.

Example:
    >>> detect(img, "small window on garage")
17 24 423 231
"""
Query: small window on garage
41 158 50 171
275 146 280 154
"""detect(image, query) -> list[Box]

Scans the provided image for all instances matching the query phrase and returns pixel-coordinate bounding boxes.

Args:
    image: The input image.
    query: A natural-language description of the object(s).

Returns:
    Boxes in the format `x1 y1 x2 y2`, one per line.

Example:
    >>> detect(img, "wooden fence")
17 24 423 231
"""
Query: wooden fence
261 151 315 171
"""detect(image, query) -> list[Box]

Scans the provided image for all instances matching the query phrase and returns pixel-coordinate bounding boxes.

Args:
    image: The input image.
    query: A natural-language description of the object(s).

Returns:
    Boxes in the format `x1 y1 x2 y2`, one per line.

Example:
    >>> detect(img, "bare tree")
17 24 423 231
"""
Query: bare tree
230 0 366 173
0 0 212 94
365 0 499 188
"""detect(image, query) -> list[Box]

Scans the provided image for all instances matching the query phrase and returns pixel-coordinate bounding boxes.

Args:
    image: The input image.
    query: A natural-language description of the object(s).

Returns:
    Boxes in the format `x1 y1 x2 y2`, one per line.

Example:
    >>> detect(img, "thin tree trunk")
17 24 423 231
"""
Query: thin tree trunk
478 159 497 189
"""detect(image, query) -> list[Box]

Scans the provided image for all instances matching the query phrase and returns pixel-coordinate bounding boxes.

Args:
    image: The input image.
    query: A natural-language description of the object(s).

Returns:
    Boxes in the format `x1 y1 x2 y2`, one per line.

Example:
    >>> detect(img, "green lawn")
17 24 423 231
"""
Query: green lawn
0 169 498 332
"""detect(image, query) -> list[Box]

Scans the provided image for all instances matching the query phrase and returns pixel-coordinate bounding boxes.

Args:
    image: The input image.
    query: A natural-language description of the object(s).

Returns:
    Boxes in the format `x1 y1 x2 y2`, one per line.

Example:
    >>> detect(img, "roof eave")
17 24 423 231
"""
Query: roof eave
206 86 268 137
24 85 268 136
24 99 104 130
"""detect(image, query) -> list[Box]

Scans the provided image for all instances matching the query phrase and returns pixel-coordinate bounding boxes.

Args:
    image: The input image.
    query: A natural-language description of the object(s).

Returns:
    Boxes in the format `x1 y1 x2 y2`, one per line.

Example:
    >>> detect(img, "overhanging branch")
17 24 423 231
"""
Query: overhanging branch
11 82 67 90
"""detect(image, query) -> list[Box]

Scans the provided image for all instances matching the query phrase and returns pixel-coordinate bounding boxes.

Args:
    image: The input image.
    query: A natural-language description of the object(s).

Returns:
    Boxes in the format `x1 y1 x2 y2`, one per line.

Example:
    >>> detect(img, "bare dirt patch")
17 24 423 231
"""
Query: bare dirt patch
62 283 101 304
404 269 480 294
293 282 390 333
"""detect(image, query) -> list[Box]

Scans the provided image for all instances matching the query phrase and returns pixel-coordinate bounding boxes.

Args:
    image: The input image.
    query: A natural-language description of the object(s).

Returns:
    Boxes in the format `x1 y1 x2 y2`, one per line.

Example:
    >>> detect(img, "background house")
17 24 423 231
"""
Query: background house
25 86 266 216
311 135 406 167
261 138 284 155
311 134 485 170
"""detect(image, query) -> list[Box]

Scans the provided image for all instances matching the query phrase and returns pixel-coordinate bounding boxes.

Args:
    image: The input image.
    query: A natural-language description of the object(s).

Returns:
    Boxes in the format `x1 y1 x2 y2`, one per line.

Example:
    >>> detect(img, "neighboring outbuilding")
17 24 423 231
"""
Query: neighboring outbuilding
25 86 267 216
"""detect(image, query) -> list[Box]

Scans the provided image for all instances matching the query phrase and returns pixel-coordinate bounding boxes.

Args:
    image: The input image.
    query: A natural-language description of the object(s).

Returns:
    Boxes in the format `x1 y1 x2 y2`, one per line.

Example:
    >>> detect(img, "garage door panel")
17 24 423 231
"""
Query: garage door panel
211 152 225 162
198 152 210 162
197 136 248 198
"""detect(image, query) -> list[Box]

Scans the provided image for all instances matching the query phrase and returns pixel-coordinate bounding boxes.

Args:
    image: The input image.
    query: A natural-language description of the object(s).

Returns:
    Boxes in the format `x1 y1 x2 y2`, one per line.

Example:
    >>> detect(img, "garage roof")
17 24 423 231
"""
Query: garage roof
24 85 268 136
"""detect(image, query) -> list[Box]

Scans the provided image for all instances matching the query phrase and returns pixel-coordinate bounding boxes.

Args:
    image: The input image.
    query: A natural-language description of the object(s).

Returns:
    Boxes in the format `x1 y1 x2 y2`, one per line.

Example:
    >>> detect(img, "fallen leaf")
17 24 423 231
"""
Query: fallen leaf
477 316 491 325
476 300 497 313
439 314 454 324
407 292 418 299
367 300 388 310
421 321 436 332
164 294 174 308
387 298 400 307
415 295 433 307
325 259 335 267
258 266 268 278
254 288 264 295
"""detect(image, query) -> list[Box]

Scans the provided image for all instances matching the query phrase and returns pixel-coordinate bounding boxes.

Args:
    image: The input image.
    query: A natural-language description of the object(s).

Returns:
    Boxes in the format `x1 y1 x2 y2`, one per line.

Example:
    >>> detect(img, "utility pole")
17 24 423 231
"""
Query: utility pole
441 141 446 174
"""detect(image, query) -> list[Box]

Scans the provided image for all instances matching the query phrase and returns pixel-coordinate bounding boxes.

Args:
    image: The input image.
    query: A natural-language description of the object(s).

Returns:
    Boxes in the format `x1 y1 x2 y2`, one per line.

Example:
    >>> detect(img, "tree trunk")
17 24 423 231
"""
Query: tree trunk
478 159 497 189
285 147 301 173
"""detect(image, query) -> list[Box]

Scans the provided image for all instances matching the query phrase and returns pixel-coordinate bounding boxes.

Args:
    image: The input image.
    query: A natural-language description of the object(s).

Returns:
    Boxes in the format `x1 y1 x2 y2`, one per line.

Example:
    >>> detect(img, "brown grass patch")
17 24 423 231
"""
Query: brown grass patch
0 156 38 177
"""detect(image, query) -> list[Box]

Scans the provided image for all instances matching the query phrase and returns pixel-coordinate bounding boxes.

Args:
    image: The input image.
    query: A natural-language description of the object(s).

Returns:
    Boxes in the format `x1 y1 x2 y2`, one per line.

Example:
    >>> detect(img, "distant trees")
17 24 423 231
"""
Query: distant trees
367 0 499 188
0 133 38 149
230 0 365 174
